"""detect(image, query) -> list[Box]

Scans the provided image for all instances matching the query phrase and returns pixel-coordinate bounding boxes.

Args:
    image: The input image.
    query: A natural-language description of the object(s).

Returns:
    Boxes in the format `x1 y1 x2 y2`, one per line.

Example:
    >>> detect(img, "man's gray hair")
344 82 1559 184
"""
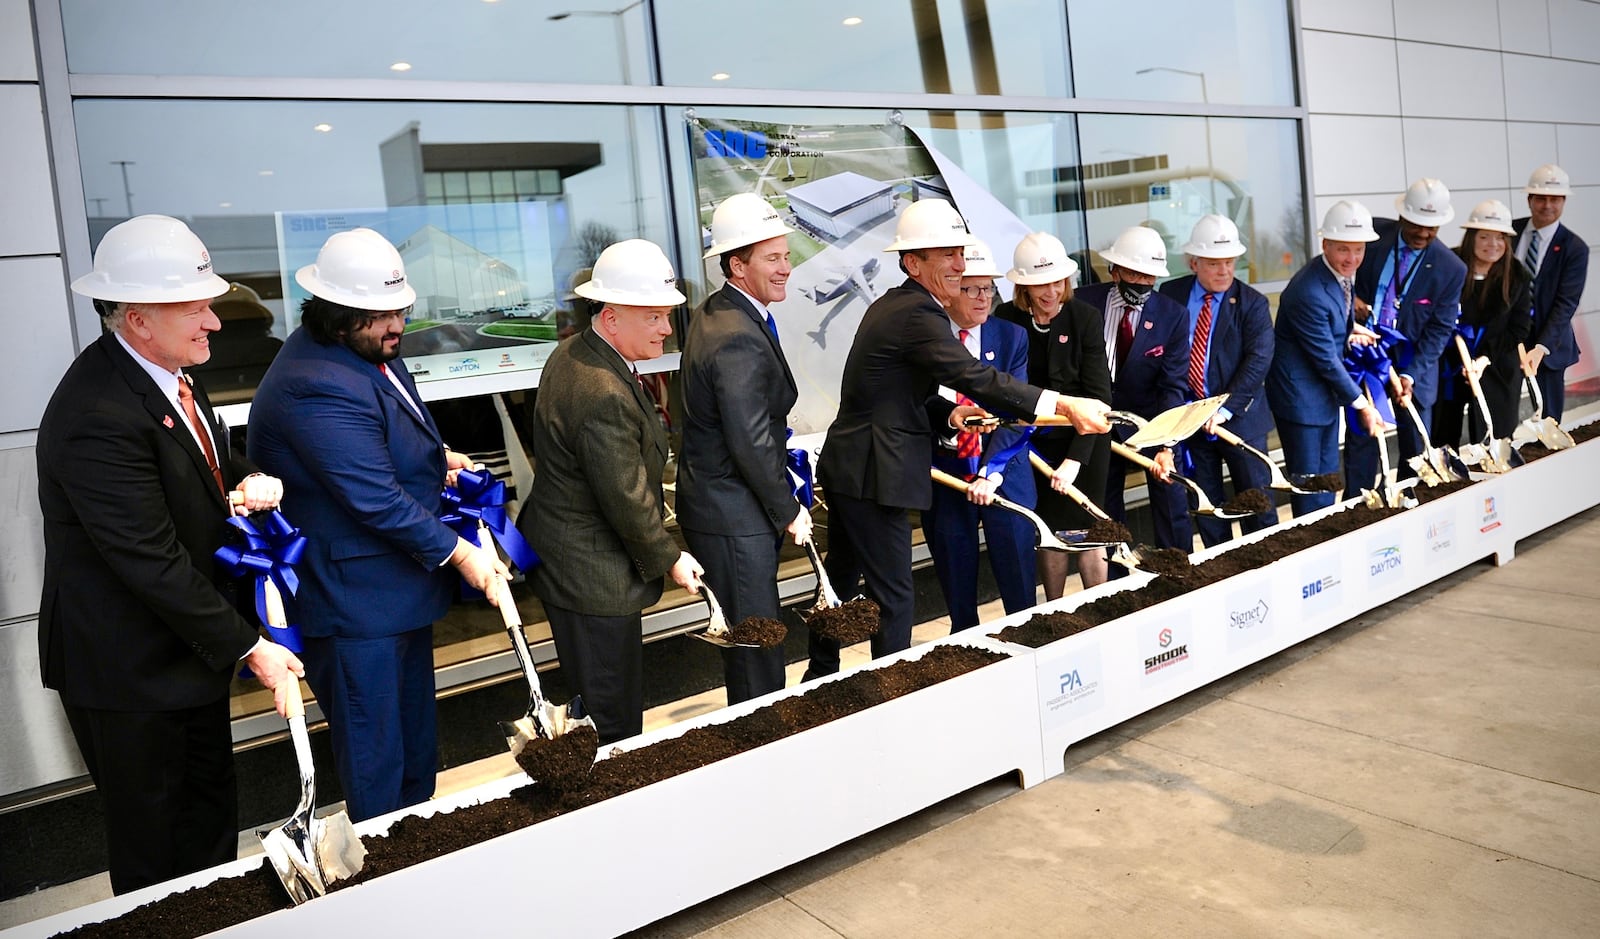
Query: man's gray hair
95 299 132 331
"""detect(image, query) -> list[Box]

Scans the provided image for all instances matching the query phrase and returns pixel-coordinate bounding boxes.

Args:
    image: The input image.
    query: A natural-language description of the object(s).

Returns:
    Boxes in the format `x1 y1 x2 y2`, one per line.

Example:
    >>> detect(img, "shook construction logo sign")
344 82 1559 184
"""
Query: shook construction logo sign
1140 620 1193 684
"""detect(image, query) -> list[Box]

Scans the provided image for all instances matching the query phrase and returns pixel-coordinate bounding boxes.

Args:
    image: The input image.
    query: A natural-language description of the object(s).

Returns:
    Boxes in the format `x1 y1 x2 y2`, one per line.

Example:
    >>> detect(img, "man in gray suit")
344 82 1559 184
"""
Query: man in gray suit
679 194 813 704
519 239 703 744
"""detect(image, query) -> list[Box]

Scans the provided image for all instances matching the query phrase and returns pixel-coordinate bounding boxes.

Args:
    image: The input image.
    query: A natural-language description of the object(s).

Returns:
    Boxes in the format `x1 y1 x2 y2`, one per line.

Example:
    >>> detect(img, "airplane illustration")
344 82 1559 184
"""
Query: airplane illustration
803 257 881 348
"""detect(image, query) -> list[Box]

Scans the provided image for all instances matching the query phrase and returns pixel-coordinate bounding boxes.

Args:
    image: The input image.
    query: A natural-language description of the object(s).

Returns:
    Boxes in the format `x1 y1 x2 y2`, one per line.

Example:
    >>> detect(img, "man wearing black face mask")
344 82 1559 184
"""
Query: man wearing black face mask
1075 226 1194 552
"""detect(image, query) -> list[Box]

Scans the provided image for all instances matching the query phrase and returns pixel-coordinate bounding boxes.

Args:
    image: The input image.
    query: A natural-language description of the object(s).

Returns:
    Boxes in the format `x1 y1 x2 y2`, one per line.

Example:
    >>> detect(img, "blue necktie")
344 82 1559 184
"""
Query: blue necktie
764 312 780 343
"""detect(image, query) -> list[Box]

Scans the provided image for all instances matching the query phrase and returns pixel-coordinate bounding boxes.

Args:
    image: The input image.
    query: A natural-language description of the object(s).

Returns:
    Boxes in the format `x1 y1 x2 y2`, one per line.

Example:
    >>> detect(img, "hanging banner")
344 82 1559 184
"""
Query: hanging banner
689 116 1042 435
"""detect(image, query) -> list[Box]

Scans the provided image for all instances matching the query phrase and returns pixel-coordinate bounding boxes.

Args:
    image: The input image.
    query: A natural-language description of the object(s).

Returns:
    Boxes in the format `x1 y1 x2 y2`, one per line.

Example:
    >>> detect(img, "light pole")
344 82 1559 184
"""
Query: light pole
549 2 647 236
1135 67 1217 213
111 160 136 216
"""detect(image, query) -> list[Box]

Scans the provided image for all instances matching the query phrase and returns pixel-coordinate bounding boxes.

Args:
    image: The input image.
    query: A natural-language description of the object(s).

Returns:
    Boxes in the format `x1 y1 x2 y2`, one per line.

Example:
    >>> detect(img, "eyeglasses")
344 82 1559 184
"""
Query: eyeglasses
958 284 996 299
366 306 413 325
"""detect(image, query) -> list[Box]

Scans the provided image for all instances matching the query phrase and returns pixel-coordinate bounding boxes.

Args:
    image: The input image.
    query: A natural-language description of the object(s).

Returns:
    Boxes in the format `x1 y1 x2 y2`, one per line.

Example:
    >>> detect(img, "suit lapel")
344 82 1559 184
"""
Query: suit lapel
101 336 227 508
581 328 667 462
722 283 797 395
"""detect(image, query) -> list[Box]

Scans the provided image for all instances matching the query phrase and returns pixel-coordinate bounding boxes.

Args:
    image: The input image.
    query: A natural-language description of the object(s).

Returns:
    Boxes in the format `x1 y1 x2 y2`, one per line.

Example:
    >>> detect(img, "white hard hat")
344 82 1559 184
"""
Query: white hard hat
1395 178 1455 227
1180 214 1247 259
1098 225 1169 278
702 193 794 259
1317 200 1380 243
295 228 417 311
1005 231 1079 285
883 198 978 252
574 239 687 307
71 214 230 304
1525 163 1571 196
1460 199 1517 236
961 239 1002 279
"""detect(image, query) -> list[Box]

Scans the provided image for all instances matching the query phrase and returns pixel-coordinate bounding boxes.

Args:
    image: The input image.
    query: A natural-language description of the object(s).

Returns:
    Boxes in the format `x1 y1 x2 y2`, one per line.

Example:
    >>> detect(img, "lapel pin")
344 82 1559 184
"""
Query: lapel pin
1058 334 1069 343
1144 320 1153 330
162 415 175 428
985 350 995 360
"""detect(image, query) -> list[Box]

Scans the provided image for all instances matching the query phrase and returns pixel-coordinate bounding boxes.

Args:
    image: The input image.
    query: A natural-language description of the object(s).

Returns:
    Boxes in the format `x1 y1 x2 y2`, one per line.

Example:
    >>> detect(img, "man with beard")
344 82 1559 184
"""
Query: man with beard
679 194 810 704
249 228 507 822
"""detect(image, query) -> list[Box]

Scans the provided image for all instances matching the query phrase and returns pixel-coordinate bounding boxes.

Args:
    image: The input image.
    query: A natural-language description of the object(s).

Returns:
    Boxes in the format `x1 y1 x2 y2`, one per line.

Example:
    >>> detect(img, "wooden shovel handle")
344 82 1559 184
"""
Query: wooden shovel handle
282 668 305 721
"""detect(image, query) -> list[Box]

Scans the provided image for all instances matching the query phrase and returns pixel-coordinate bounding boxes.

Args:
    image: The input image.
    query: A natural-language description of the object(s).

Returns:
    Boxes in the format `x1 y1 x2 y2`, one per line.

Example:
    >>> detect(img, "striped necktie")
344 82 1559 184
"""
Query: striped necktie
1527 229 1542 278
1188 292 1214 398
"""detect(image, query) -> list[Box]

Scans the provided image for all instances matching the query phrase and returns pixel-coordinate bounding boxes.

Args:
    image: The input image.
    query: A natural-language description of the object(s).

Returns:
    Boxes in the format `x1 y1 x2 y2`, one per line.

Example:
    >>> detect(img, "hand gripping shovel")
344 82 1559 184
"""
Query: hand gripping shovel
1454 335 1522 474
1107 440 1256 522
1025 453 1143 570
257 581 364 904
690 582 760 649
484 531 599 779
1513 342 1575 451
930 466 1116 552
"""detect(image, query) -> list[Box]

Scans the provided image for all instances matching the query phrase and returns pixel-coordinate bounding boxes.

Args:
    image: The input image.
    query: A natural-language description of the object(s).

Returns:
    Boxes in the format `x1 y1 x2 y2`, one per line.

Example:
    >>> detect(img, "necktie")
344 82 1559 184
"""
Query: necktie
764 312 780 343
1527 229 1541 278
1188 293 1214 399
1381 247 1411 328
177 376 226 497
1340 277 1354 323
1116 303 1135 370
954 329 981 460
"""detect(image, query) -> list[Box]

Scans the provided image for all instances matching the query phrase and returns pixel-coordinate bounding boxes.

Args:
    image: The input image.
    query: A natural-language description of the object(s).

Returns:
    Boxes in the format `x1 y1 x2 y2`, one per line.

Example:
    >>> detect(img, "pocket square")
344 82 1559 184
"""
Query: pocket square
1416 299 1430 305
1144 345 1165 357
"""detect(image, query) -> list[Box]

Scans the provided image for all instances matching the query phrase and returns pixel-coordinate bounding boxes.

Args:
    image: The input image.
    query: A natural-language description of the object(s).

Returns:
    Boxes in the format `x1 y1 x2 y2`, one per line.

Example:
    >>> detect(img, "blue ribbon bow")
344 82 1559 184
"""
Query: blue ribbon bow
440 468 540 579
980 425 1036 481
1342 322 1413 435
785 428 815 508
215 510 306 655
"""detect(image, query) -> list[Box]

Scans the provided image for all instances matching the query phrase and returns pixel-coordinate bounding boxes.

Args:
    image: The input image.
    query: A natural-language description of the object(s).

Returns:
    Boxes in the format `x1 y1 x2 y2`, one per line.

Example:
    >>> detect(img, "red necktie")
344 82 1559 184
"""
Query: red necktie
1116 303 1135 370
955 329 981 460
177 377 226 497
1188 292 1214 398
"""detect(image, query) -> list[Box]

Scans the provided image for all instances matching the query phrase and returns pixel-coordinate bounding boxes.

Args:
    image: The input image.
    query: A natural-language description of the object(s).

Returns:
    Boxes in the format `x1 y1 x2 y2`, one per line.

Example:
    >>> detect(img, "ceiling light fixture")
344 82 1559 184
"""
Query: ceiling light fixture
711 72 730 81
843 16 862 26
390 61 412 72
313 123 333 132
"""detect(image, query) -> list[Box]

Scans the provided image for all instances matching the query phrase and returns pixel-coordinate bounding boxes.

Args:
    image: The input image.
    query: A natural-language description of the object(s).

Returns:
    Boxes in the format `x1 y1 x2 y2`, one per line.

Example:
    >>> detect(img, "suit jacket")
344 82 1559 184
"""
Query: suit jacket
1354 220 1467 409
519 329 679 616
1449 263 1533 393
1075 282 1190 418
37 334 258 710
1040 297 1113 465
676 283 801 537
1512 217 1590 370
818 278 1045 511
1158 275 1275 440
925 315 1038 507
1267 257 1363 425
248 328 459 640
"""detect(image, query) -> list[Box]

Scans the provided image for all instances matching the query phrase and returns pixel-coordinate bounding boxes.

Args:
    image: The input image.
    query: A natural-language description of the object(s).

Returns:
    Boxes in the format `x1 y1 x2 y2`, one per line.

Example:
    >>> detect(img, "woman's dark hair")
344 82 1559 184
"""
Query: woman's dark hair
300 295 388 345
1454 229 1517 310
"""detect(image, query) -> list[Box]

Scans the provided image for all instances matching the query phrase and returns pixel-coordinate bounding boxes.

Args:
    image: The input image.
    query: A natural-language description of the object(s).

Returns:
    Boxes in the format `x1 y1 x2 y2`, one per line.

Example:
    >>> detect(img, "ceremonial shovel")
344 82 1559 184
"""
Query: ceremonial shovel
1513 342 1575 451
1396 394 1469 484
1024 453 1143 569
930 466 1117 553
1453 335 1521 474
691 582 760 649
1199 424 1326 497
1106 440 1255 521
256 580 364 905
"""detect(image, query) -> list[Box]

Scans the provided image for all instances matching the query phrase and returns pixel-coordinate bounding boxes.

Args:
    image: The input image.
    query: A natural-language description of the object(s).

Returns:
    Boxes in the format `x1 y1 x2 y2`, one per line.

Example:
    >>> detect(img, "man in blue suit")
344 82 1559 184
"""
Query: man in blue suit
250 229 507 822
1267 202 1387 517
1158 215 1276 547
1077 226 1191 551
1513 163 1590 421
923 240 1038 632
1346 179 1466 497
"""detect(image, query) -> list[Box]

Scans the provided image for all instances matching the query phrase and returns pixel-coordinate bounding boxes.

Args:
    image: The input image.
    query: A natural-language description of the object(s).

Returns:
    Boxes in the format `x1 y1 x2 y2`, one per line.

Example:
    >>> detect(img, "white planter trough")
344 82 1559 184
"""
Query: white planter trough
12 634 1044 939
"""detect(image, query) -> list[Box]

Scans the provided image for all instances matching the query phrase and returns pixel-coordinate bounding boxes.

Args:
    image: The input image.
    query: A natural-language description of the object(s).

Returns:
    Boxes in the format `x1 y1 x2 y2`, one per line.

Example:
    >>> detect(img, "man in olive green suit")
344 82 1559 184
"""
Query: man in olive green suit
519 240 703 744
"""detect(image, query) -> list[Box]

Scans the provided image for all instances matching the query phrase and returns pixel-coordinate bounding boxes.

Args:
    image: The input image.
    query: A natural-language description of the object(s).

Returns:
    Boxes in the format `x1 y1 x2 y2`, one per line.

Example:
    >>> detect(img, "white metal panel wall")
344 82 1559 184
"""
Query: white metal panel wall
1302 0 1600 381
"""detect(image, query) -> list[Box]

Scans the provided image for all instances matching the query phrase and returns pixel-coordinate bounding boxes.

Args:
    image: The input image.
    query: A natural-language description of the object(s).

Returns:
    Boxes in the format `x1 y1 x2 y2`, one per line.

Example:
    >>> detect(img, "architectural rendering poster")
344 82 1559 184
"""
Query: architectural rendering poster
689 116 1035 435
276 203 560 387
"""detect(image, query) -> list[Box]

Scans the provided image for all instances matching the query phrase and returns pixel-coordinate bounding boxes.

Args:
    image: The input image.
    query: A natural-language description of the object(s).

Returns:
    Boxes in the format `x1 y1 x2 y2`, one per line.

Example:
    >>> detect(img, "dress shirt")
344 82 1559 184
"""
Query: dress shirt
113 331 217 459
1185 280 1231 421
1101 289 1142 383
1516 219 1558 276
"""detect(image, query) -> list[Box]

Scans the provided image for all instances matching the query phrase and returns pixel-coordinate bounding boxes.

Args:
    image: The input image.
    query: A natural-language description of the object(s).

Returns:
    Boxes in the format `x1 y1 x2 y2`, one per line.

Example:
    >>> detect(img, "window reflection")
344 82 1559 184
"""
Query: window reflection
1076 114 1306 285
74 99 670 401
1067 0 1295 106
657 1 1071 96
60 0 651 84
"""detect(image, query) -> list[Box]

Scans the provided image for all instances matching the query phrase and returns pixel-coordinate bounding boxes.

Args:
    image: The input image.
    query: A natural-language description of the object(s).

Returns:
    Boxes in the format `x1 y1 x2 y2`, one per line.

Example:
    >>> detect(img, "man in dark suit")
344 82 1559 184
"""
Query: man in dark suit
1513 163 1589 421
1077 225 1192 551
1267 202 1386 517
38 215 304 894
1346 178 1466 497
807 199 1109 678
250 228 506 822
679 194 811 704
1158 215 1276 547
923 239 1039 632
519 239 704 744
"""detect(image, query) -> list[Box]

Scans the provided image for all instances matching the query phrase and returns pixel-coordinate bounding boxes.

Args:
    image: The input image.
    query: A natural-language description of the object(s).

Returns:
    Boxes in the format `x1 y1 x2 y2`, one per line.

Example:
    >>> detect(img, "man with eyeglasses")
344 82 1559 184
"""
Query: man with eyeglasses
250 228 508 822
921 240 1040 633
